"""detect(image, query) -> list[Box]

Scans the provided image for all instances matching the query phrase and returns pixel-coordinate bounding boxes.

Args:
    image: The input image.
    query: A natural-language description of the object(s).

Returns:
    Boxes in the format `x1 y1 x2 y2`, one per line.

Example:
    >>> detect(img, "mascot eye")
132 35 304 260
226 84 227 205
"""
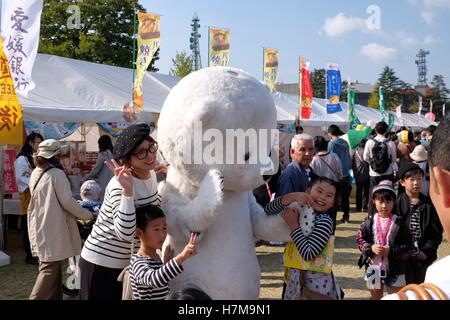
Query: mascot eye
244 152 250 162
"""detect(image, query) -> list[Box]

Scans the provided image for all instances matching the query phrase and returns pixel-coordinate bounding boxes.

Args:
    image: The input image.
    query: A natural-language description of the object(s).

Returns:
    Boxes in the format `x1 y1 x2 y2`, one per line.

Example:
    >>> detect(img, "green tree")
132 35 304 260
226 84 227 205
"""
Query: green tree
310 68 326 99
368 85 380 109
426 75 449 121
371 66 409 111
39 0 159 71
169 51 193 77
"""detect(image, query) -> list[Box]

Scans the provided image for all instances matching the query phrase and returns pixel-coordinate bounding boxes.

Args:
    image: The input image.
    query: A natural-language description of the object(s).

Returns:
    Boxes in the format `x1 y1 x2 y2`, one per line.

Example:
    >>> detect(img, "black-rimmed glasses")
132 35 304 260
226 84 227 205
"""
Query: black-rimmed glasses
132 142 158 160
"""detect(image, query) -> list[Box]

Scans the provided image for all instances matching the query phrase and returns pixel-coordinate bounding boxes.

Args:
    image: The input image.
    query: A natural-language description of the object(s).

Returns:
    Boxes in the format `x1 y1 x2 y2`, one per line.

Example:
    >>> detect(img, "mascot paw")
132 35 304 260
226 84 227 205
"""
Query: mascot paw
199 169 224 208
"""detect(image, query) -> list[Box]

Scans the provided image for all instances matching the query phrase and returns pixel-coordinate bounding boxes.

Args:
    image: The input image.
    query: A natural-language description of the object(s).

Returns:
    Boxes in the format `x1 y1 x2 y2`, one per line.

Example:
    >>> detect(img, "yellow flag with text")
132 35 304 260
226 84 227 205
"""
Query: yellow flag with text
263 48 279 91
134 12 161 111
209 27 230 67
0 38 23 145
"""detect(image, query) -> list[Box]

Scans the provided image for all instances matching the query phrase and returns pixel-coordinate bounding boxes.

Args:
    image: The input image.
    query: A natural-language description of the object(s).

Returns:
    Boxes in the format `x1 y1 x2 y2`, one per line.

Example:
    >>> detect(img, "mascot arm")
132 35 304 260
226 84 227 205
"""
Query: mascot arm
161 169 223 242
248 192 291 242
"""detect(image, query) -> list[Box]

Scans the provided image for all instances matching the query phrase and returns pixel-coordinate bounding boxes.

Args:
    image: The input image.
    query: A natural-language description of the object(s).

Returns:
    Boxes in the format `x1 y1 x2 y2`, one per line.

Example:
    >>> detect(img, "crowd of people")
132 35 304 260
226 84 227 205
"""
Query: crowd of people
5 116 450 300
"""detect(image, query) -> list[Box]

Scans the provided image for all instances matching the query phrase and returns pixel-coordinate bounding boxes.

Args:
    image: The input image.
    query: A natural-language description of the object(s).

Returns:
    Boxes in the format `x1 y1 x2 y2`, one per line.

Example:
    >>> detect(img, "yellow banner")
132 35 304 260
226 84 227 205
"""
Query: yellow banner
283 236 334 273
0 38 24 145
263 48 279 91
209 28 230 67
134 12 161 111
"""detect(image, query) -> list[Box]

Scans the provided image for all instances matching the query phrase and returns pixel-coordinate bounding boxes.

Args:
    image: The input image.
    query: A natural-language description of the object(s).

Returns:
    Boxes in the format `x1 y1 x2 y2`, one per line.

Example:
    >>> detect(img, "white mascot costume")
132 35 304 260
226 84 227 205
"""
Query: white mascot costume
157 67 293 299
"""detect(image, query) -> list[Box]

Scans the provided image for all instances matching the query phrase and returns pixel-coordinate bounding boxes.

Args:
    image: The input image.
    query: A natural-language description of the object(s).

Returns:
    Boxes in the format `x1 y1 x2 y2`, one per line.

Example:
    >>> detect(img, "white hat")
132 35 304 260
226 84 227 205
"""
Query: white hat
80 180 102 201
33 139 68 159
410 144 427 162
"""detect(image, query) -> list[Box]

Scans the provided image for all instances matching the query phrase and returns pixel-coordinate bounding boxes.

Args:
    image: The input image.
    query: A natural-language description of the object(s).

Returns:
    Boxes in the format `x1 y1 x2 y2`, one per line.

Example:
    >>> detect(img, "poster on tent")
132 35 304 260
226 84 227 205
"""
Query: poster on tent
97 122 128 137
209 27 230 67
263 48 279 92
0 0 43 97
60 141 86 176
3 149 18 194
326 63 342 114
134 12 161 112
0 38 24 145
24 121 79 140
300 58 313 120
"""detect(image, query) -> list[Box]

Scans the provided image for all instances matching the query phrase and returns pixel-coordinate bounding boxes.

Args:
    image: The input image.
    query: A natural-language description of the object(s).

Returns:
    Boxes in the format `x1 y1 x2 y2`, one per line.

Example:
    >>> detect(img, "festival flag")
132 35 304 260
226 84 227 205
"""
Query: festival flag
418 95 423 116
443 104 446 118
396 105 404 126
326 63 342 114
0 37 24 145
0 0 43 97
263 48 279 92
133 12 161 111
348 85 360 130
430 99 433 114
300 57 313 120
379 86 386 123
208 27 230 67
388 113 395 131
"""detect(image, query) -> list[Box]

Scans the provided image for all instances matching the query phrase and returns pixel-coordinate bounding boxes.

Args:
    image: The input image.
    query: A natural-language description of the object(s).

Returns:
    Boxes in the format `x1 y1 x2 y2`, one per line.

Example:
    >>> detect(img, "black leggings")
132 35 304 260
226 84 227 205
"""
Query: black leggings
79 257 123 300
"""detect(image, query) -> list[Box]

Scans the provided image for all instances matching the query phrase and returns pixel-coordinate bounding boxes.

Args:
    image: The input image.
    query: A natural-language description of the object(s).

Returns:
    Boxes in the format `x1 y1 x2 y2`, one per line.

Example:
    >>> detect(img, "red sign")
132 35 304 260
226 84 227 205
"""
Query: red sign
300 60 313 120
3 149 18 193
425 112 436 121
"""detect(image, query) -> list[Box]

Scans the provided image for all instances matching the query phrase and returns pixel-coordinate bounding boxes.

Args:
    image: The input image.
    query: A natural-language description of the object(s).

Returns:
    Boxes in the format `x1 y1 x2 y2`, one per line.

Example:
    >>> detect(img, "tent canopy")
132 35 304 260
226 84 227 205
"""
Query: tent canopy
19 54 179 123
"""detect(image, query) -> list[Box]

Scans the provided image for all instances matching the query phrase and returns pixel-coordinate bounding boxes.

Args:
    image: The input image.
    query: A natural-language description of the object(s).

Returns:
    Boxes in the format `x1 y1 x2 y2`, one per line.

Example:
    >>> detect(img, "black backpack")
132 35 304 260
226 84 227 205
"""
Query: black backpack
352 151 369 183
370 138 391 174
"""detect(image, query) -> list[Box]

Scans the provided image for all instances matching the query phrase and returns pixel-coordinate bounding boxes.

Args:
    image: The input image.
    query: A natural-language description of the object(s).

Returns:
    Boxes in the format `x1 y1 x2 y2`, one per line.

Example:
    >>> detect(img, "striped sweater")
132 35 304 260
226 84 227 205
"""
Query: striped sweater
81 171 160 269
130 254 183 300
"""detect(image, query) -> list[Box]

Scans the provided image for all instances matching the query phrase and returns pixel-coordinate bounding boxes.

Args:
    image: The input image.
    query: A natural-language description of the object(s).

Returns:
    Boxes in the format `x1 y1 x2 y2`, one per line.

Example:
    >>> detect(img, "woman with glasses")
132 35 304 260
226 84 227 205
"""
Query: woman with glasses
79 123 161 300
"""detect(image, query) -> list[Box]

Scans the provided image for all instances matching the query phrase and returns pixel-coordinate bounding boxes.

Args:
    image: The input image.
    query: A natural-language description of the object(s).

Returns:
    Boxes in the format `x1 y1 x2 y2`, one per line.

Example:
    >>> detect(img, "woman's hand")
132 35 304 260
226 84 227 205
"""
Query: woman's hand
155 163 168 175
105 159 133 196
281 207 300 231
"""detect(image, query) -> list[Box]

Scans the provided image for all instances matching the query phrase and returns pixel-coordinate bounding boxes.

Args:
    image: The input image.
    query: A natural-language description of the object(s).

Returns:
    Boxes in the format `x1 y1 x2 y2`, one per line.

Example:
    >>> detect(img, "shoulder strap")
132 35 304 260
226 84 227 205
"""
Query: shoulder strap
318 155 340 178
31 166 55 192
397 283 448 300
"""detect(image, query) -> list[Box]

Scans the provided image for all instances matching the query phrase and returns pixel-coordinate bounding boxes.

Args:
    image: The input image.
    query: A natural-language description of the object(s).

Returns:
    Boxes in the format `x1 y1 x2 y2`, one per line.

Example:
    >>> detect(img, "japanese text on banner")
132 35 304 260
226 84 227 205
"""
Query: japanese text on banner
300 58 313 120
209 28 230 67
0 37 24 145
134 12 161 111
326 63 342 114
0 0 43 97
263 48 278 92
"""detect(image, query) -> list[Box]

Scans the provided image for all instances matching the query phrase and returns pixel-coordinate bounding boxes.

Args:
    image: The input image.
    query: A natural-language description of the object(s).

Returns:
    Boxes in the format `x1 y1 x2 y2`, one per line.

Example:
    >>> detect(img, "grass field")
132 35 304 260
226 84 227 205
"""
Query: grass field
1 211 448 300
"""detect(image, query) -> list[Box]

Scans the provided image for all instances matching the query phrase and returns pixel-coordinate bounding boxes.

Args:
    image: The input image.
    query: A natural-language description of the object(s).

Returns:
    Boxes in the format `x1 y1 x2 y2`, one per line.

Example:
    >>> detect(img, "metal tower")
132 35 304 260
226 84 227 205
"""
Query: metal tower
415 49 430 86
190 13 202 71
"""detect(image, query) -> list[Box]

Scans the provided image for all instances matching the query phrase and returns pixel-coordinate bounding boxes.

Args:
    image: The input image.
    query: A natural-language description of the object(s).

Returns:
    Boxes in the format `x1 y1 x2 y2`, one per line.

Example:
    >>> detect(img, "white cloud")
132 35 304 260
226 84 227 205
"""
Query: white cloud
408 0 450 25
396 31 420 46
322 12 367 37
421 11 436 25
360 43 397 62
423 34 440 44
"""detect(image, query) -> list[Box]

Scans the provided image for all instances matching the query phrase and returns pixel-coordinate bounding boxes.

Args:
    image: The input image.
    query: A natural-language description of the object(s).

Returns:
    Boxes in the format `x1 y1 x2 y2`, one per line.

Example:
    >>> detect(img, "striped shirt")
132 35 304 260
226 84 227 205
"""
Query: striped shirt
130 254 183 300
410 204 422 240
290 213 333 261
81 172 160 269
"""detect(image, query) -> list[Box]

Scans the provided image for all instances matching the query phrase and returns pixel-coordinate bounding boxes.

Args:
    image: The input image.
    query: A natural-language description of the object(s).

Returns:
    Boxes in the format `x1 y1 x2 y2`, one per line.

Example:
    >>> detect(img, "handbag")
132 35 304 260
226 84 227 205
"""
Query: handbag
299 270 337 300
117 238 135 300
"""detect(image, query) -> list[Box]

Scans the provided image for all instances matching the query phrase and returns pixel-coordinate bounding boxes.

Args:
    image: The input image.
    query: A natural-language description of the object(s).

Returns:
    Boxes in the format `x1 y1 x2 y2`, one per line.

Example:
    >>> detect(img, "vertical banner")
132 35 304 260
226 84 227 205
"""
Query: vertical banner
0 0 43 97
348 86 361 130
326 63 342 114
3 149 18 193
134 12 161 111
396 105 404 126
0 37 24 145
418 95 423 116
388 113 395 131
379 86 386 123
263 48 278 92
208 27 230 67
300 58 313 120
443 104 446 118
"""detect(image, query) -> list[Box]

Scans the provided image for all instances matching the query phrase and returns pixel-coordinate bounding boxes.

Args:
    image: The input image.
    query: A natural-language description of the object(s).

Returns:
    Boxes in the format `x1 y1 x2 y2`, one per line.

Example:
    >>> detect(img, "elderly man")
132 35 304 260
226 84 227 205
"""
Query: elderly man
275 134 316 198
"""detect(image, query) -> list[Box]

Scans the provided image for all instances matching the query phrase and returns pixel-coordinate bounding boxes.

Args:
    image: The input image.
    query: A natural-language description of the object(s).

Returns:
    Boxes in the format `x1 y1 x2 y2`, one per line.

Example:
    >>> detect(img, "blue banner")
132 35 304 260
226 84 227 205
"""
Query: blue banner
326 68 342 114
24 121 79 140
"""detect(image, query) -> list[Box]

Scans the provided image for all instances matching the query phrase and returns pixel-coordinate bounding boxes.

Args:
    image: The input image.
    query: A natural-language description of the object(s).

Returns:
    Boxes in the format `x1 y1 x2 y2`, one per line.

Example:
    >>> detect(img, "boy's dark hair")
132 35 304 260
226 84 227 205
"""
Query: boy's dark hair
309 176 337 194
426 125 437 136
358 138 368 149
402 168 424 180
167 287 212 300
327 124 344 137
429 116 450 172
314 136 328 152
136 204 165 231
375 121 388 135
373 190 395 202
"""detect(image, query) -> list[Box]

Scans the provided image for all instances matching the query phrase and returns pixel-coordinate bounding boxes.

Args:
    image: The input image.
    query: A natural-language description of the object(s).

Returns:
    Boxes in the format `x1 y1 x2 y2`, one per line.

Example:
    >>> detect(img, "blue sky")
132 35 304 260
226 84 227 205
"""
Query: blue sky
143 0 450 87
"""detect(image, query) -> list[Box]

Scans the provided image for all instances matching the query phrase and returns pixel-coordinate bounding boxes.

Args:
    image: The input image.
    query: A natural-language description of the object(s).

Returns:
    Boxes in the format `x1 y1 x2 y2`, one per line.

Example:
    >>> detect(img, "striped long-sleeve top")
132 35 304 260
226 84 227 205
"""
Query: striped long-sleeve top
81 171 160 269
130 254 183 300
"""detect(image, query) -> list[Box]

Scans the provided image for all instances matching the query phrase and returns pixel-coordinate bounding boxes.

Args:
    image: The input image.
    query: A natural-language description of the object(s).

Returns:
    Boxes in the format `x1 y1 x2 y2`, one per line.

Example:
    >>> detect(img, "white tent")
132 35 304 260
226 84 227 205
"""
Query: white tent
18 54 180 123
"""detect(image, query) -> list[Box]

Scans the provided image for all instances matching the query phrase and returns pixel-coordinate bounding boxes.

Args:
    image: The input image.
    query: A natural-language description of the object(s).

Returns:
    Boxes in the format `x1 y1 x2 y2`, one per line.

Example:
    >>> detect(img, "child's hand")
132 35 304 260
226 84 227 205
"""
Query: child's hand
382 245 390 258
281 207 300 231
175 233 197 265
163 245 174 263
282 192 313 207
371 244 384 255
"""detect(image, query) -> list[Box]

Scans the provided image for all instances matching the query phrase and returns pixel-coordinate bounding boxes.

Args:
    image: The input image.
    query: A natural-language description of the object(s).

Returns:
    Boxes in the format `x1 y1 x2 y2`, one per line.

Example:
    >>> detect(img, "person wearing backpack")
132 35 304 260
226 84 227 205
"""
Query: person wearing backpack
352 139 370 213
363 121 398 218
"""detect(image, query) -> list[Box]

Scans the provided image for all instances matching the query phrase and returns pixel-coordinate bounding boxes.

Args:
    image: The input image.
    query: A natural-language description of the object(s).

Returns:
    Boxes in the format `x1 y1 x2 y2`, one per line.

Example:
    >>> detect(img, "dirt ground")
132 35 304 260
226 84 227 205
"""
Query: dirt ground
1 211 449 300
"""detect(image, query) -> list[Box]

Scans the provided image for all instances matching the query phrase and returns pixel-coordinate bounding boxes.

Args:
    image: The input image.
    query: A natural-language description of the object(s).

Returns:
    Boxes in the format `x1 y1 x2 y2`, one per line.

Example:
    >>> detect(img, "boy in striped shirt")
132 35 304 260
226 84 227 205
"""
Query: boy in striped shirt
130 204 197 300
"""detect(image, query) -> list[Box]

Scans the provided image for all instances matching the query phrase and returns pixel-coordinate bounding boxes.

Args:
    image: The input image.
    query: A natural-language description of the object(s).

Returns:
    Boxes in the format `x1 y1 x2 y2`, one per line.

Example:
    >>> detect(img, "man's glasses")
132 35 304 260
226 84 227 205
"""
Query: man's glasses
132 142 158 160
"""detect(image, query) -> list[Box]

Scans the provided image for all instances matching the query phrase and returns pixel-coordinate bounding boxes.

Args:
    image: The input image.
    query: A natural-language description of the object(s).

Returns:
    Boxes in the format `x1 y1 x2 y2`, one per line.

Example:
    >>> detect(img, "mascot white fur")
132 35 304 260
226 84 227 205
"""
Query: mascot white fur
157 67 294 299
